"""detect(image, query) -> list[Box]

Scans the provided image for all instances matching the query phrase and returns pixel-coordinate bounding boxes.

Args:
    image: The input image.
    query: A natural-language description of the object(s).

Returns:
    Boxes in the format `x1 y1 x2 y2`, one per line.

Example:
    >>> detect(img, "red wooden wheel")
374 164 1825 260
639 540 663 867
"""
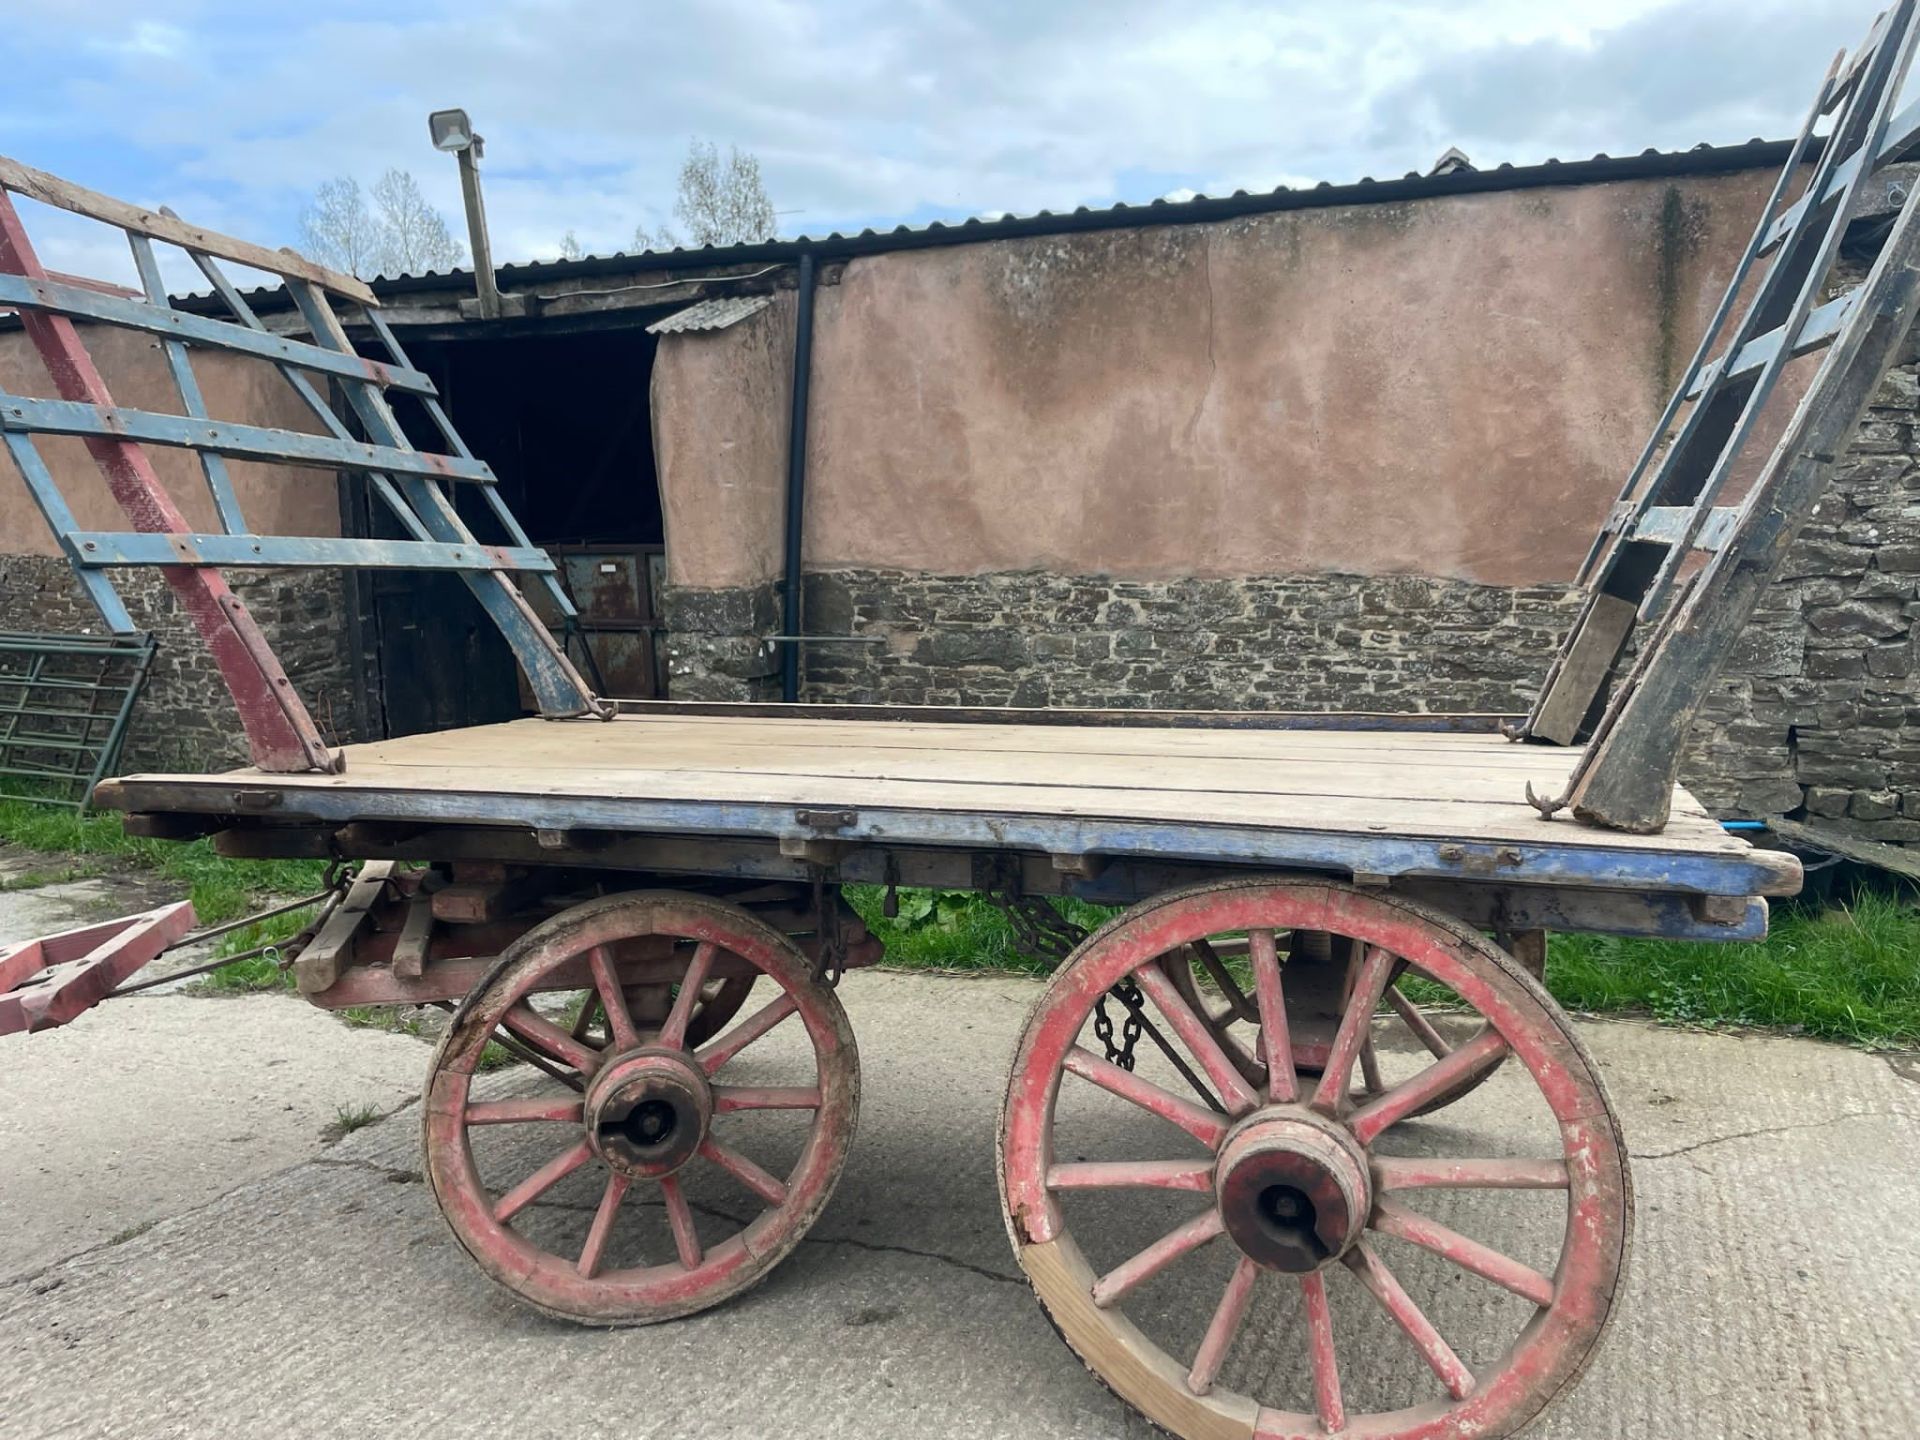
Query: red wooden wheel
424 890 859 1325
999 878 1628 1440
1164 927 1540 1118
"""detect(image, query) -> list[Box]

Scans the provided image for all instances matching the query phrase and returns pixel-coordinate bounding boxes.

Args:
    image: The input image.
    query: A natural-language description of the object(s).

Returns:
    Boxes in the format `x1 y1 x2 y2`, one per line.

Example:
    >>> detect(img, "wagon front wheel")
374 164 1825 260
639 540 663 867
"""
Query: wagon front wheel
424 890 858 1325
999 878 1629 1440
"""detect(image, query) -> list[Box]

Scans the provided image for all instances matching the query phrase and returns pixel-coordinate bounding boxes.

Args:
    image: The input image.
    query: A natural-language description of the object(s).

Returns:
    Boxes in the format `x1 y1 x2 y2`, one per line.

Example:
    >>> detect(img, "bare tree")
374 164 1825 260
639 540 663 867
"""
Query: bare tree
629 140 774 252
371 169 464 275
299 178 382 277
558 229 585 261
674 140 776 247
299 169 464 278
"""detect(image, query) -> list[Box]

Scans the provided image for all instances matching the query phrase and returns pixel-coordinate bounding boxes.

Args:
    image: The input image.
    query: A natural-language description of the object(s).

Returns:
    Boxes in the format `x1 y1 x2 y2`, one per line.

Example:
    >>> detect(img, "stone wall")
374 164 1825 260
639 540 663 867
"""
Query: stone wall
0 556 360 775
795 570 1578 714
660 356 1920 843
1678 360 1920 840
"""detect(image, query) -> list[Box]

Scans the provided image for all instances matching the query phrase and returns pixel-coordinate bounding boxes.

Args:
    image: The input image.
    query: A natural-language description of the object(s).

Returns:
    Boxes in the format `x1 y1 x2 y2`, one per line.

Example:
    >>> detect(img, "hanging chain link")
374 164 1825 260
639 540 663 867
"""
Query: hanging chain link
809 867 846 988
980 856 1145 1072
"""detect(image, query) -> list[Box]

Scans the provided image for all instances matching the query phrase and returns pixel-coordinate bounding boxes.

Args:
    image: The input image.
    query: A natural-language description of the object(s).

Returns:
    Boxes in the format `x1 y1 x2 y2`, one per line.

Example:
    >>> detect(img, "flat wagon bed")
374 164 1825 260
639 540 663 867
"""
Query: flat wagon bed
96 708 1798 924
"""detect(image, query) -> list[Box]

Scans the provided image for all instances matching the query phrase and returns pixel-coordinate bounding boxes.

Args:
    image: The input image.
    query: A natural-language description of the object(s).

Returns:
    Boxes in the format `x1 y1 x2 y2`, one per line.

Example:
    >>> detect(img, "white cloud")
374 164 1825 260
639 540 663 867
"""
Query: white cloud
0 0 1884 271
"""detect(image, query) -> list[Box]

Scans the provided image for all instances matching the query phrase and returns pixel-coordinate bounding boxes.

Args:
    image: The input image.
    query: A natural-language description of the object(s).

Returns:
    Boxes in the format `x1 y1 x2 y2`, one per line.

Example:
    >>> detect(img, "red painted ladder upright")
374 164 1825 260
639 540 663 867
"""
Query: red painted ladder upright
0 157 608 775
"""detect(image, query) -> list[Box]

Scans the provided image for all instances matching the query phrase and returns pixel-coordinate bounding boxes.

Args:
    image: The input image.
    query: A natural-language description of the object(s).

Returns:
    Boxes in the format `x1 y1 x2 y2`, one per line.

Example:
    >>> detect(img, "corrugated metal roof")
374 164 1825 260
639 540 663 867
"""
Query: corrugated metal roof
182 135 1842 311
645 295 772 334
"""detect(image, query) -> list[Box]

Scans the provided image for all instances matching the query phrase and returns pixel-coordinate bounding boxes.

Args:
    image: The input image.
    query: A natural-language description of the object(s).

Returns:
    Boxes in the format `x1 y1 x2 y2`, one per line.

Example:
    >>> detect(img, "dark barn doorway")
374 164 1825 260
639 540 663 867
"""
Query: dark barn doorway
350 322 669 738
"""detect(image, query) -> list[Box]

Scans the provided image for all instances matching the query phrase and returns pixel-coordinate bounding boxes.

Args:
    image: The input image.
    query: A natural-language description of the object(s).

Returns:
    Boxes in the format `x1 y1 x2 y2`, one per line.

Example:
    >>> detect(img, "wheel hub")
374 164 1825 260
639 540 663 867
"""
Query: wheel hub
1214 1108 1372 1273
584 1047 712 1178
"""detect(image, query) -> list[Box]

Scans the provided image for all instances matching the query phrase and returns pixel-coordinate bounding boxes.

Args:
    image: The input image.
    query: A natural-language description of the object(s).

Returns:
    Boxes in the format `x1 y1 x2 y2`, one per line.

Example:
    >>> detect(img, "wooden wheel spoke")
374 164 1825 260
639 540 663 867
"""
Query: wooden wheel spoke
1186 1254 1259 1395
1190 937 1258 1023
1133 962 1261 1114
1349 1029 1509 1145
1371 1197 1556 1307
1249 928 1296 1103
659 1175 703 1270
1062 1045 1230 1148
1373 1156 1570 1192
569 992 602 1044
696 991 798 1076
1046 1159 1215 1193
1301 1269 1346 1434
492 1137 595 1223
587 944 641 1052
1358 1034 1384 1095
1343 1241 1476 1401
577 1172 630 1278
699 1137 790 1208
501 1003 602 1076
712 1084 822 1113
463 1096 585 1126
1090 1208 1225 1309
1386 985 1452 1060
659 940 718 1051
1311 945 1395 1114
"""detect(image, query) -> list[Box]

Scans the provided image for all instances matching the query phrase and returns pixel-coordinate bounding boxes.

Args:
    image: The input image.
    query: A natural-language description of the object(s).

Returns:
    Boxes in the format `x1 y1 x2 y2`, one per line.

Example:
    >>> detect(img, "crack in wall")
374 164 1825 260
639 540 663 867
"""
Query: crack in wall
1185 228 1218 444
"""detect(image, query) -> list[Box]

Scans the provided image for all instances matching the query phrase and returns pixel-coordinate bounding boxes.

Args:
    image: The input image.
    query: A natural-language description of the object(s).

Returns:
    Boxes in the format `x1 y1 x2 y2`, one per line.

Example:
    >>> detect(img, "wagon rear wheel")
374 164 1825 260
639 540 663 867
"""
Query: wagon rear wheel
1000 878 1628 1440
1164 926 1542 1118
424 890 858 1325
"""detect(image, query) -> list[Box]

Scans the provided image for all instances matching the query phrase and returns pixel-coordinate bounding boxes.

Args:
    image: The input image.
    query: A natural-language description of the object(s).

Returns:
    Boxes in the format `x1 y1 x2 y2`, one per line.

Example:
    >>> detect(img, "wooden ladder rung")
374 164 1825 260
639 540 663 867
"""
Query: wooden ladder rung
1684 290 1857 402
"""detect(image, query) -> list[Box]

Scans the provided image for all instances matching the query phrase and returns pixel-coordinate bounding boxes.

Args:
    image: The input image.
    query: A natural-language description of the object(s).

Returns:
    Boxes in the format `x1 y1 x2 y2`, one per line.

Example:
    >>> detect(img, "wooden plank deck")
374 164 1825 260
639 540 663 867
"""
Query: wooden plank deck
99 713 1800 897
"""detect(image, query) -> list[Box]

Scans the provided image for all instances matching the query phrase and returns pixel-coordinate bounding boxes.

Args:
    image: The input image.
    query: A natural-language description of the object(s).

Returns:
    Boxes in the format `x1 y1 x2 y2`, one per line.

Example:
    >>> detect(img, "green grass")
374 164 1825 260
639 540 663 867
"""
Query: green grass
0 798 327 924
0 799 329 991
849 884 1920 1050
322 1102 385 1142
1546 891 1920 1046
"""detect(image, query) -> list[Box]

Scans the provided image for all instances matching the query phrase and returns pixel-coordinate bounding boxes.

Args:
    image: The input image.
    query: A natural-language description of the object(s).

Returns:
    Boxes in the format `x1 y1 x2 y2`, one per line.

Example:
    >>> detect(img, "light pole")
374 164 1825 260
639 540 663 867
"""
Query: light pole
427 107 502 320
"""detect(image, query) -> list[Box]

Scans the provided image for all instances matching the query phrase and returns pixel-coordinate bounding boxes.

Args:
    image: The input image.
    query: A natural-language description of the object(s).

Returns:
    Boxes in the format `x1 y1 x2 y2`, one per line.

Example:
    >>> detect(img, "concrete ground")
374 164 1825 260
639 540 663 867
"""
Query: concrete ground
2 938 1918 1438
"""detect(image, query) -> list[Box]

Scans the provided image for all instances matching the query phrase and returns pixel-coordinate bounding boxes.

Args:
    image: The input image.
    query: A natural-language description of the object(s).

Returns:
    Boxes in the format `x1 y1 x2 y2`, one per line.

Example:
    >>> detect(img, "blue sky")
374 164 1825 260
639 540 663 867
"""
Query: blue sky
0 0 1882 288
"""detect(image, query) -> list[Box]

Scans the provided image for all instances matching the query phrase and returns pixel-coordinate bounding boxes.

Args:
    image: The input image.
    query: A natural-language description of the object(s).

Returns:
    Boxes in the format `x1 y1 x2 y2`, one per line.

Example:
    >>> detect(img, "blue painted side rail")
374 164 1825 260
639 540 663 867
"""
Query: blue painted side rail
0 272 438 396
66 532 556 573
0 396 496 484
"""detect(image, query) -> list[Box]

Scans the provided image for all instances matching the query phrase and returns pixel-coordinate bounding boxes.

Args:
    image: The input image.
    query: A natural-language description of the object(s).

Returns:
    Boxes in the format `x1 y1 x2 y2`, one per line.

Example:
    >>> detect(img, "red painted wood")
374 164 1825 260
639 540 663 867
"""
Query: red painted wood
1061 1046 1231 1148
1348 1030 1510 1145
492 1138 594 1223
576 1173 630 1279
1370 1196 1556 1308
696 991 798 1075
1248 928 1296 1103
1372 1156 1570 1192
0 192 332 773
999 877 1631 1440
659 1175 703 1270
711 1085 822 1112
1300 1269 1346 1434
1045 1159 1214 1193
423 890 858 1326
658 940 715 1050
1187 1254 1259 1395
1344 1240 1476 1400
0 900 195 1035
1090 1208 1224 1309
699 1136 790 1207
1311 944 1394 1115
1133 961 1260 1114
463 1097 584 1126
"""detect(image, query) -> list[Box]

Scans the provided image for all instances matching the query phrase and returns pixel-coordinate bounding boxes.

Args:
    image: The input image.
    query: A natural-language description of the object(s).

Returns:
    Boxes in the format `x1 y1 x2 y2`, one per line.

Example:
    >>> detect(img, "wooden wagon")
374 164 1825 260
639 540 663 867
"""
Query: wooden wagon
4 8 1917 1435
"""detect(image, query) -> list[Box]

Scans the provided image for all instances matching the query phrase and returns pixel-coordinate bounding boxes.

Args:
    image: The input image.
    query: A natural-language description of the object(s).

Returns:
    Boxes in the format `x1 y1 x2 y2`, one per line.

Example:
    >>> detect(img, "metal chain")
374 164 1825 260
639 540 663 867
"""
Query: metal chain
980 859 1147 1072
809 868 846 988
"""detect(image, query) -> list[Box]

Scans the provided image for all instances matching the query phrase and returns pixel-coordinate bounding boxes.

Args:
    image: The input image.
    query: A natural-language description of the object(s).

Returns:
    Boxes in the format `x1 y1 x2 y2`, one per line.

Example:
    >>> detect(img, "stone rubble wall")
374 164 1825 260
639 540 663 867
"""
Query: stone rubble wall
662 362 1920 842
0 556 359 774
